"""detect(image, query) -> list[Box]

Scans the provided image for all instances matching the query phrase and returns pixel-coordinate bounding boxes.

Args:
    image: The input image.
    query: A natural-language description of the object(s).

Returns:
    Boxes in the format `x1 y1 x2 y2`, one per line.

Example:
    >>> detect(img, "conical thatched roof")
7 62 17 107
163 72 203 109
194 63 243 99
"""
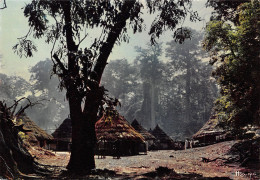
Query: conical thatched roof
193 117 224 139
151 125 174 143
131 119 156 141
20 114 53 142
95 114 145 142
52 118 72 141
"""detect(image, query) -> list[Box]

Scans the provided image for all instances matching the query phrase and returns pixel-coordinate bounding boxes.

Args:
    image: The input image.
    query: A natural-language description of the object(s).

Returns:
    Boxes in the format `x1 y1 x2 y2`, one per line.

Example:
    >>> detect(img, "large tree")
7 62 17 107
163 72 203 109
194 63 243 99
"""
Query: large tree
166 29 202 124
203 0 260 134
164 30 218 137
14 0 199 173
135 43 163 129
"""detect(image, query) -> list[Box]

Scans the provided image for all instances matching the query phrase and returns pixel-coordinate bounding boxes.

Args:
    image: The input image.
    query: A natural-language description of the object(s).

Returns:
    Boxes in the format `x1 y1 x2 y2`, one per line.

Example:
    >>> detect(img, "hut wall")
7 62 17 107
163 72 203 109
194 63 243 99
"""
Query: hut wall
49 143 57 151
147 140 154 147
95 140 145 156
161 143 168 149
197 134 217 144
55 141 70 151
139 142 148 154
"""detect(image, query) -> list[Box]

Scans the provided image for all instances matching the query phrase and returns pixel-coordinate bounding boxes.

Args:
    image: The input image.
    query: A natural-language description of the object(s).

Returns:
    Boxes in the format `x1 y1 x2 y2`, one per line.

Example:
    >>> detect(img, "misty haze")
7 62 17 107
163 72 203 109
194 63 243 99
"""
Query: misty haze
0 0 259 179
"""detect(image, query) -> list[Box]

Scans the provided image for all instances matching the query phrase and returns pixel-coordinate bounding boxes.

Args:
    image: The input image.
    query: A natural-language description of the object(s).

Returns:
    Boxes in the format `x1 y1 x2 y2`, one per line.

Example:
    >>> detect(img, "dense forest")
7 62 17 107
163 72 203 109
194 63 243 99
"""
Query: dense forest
0 0 259 179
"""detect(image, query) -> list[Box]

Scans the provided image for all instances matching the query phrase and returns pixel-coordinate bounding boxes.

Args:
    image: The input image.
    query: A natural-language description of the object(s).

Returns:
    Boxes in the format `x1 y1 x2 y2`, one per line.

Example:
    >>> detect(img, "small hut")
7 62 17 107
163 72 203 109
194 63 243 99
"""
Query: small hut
20 114 53 149
95 112 146 156
131 119 156 149
192 117 225 145
150 125 175 150
51 118 72 151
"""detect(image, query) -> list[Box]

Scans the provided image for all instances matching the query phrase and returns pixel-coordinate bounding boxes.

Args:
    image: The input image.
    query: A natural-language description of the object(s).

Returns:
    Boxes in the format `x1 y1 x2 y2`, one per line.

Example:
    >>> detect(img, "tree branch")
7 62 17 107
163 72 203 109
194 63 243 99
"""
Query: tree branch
15 98 45 119
0 0 7 10
8 97 26 117
17 27 32 40
53 53 68 74
50 16 60 62
78 32 88 47
92 0 137 84
61 1 77 52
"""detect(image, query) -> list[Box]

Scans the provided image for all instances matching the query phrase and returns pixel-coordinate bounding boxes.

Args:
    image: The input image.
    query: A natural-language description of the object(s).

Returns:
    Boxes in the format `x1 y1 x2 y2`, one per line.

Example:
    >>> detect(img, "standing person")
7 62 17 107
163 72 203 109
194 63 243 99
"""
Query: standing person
185 139 188 150
190 139 193 149
115 140 121 159
98 139 106 159
112 141 116 159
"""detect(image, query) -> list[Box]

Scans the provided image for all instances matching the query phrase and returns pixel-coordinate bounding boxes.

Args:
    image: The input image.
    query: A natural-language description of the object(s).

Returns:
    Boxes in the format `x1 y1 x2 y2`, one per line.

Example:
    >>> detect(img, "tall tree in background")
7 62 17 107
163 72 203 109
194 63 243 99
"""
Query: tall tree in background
27 59 69 130
0 60 69 132
135 43 163 129
165 30 217 137
166 29 202 125
14 0 199 173
102 50 217 139
102 59 138 114
203 0 260 134
102 59 143 122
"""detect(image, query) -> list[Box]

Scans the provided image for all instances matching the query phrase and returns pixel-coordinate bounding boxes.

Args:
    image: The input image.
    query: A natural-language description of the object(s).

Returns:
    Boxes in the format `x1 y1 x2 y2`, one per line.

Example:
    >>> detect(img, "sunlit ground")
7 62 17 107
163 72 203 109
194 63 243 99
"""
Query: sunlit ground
30 140 258 179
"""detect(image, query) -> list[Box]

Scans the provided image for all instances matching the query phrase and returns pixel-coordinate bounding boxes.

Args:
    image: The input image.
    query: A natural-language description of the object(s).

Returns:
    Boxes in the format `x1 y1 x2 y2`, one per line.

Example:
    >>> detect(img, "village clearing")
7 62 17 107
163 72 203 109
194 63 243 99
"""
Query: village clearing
29 140 259 179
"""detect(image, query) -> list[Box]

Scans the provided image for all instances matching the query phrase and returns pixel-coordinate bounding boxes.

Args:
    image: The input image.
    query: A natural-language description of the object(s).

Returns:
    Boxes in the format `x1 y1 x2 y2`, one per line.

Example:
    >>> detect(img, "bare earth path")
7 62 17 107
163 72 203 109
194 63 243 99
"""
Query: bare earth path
32 140 259 179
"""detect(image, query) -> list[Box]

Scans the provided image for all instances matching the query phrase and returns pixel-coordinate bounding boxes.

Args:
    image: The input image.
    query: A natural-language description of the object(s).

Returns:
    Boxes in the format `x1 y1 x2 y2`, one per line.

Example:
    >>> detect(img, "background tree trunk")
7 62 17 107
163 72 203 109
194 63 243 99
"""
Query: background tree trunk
151 79 156 129
185 56 191 123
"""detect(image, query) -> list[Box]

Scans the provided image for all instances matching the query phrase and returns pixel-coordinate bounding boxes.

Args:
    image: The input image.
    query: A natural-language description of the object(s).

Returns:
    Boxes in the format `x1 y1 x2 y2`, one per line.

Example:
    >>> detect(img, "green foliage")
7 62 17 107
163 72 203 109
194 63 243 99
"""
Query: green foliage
18 131 27 141
204 0 260 133
206 0 250 24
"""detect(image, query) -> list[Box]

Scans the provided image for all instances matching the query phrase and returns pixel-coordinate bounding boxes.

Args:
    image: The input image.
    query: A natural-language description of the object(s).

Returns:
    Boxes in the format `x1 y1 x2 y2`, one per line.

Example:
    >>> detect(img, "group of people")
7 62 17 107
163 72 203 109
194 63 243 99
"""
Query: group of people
97 139 106 159
184 139 194 150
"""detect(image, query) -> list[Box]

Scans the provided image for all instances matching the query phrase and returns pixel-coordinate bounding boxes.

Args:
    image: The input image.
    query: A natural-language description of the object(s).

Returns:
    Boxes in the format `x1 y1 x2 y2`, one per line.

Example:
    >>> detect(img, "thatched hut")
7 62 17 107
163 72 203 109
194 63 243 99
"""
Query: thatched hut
95 113 146 156
0 101 39 178
192 117 225 145
51 118 72 151
131 119 156 149
150 125 175 150
20 114 53 149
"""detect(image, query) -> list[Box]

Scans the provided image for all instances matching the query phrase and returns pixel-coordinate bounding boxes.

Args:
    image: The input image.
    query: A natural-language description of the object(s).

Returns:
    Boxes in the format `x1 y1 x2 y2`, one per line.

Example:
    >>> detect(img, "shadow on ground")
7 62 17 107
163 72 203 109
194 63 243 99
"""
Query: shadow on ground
44 166 231 180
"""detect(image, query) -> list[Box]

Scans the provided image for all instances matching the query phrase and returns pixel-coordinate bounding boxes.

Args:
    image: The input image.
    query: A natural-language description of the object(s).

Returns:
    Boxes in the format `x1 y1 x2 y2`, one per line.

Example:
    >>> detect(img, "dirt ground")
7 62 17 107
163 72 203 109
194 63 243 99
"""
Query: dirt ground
30 140 259 179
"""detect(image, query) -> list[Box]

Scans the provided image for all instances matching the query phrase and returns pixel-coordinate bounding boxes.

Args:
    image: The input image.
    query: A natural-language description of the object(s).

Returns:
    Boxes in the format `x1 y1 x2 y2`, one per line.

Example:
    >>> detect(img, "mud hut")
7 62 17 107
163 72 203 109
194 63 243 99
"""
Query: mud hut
150 125 175 150
192 117 225 145
131 119 156 149
95 113 146 156
20 114 53 149
51 118 72 151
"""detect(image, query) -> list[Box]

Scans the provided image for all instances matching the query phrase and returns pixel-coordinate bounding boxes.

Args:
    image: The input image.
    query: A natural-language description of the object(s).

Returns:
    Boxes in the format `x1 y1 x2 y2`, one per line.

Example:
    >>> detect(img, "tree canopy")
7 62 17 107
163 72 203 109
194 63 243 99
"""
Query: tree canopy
203 0 260 135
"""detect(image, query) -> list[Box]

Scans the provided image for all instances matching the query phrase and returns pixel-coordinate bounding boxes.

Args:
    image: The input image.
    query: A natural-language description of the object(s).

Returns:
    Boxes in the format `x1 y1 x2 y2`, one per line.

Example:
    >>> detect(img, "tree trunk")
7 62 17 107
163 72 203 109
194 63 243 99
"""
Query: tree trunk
150 79 156 129
66 95 93 173
61 0 97 173
142 82 151 128
185 57 191 123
